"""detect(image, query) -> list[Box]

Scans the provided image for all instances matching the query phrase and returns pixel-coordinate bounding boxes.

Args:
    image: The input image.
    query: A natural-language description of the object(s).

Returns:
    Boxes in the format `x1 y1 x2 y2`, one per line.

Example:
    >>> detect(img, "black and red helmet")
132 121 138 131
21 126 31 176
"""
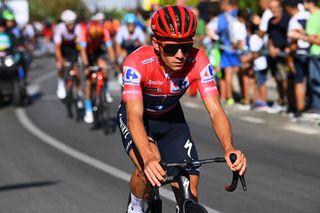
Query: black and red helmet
151 5 197 40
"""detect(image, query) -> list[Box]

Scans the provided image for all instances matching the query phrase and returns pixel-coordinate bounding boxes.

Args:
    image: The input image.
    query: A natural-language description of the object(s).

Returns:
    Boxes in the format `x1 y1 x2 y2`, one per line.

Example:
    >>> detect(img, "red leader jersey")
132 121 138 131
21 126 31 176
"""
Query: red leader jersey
122 46 219 116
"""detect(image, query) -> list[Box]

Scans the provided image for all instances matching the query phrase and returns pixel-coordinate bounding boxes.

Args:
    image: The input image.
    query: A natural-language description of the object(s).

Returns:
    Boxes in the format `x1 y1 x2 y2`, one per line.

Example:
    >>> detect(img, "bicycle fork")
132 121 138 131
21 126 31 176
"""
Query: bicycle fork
146 174 196 213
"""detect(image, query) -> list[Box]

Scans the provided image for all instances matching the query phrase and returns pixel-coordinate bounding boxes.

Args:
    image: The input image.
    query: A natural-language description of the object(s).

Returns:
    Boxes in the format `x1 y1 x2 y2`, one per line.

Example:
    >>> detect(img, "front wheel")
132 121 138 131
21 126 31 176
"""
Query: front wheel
12 79 23 106
183 202 208 213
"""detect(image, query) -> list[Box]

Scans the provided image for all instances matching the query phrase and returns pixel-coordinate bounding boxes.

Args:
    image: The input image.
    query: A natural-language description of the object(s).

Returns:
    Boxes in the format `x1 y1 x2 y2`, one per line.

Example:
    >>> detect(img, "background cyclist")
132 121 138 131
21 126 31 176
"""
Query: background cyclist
117 5 247 213
53 9 82 100
78 12 116 124
115 13 145 66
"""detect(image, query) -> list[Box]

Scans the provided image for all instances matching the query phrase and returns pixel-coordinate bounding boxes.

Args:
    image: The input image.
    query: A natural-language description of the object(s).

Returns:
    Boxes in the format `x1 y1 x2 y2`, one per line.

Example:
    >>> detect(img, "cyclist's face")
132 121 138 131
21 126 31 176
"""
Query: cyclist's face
66 22 75 32
127 23 136 34
153 38 193 71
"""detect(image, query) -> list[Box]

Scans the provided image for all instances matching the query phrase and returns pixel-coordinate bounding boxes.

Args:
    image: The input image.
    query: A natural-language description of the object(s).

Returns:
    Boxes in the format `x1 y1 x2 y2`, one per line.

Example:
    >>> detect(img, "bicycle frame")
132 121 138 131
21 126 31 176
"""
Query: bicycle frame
89 66 112 134
63 62 81 120
89 66 105 98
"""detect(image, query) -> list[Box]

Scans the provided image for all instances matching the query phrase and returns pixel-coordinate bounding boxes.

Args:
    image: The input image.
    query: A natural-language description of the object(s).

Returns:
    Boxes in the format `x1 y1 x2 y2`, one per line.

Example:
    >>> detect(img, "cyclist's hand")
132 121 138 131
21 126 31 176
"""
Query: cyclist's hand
56 61 63 70
225 149 247 176
144 155 166 187
84 66 90 76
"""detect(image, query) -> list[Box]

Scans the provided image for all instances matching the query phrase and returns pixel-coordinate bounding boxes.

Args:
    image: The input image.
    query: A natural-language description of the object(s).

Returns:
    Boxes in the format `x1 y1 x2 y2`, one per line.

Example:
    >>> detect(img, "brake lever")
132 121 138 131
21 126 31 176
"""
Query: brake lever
225 153 247 192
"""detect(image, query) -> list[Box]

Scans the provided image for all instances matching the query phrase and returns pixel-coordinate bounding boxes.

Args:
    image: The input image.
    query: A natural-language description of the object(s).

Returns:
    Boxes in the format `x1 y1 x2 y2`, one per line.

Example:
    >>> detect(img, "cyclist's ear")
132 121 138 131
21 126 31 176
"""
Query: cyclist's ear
152 37 160 52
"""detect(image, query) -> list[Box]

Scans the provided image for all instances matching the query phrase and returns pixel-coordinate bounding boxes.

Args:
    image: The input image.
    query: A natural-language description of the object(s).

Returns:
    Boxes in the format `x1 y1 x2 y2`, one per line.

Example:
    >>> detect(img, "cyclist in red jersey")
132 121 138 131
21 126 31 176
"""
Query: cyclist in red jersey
79 13 116 123
117 6 247 213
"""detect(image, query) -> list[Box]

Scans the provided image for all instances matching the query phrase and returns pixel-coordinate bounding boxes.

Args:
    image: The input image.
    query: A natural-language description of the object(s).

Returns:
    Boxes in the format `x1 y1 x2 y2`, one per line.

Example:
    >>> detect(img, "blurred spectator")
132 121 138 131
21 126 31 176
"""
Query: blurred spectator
258 0 273 38
187 7 207 97
203 3 222 86
290 0 320 116
285 0 311 118
250 32 269 111
217 0 241 106
42 17 55 54
237 9 258 110
191 7 206 49
267 0 291 112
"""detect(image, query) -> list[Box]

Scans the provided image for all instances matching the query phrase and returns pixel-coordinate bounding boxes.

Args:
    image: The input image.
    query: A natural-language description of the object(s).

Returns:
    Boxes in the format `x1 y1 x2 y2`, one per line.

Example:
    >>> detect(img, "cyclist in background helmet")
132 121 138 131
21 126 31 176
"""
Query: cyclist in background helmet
117 5 247 213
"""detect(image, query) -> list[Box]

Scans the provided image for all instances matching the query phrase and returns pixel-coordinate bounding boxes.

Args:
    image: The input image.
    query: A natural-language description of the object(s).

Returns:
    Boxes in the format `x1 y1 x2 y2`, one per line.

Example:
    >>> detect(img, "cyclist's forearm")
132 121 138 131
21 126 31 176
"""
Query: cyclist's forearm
126 101 153 160
203 96 234 152
107 46 116 63
55 44 63 64
127 113 153 160
80 48 89 66
211 109 234 153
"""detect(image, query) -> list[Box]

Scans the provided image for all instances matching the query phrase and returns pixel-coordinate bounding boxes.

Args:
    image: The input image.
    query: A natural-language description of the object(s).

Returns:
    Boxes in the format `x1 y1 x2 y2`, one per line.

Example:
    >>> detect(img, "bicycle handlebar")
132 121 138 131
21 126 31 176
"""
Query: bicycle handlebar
224 153 247 192
161 154 247 192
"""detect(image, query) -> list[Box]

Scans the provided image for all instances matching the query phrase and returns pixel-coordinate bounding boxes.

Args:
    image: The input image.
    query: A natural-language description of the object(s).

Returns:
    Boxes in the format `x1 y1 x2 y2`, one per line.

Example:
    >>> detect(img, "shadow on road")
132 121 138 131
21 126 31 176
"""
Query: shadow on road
0 180 60 192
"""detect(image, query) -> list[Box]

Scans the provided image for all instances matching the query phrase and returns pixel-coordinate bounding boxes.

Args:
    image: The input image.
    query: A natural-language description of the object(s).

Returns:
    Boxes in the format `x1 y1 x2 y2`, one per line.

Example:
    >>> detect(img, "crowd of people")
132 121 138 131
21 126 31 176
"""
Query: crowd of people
197 0 320 120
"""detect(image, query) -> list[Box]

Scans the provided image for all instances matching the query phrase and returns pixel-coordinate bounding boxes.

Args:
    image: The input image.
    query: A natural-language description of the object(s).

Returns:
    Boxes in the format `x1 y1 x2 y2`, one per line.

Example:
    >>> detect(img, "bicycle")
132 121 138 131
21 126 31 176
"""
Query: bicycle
144 153 247 213
63 62 83 121
89 65 112 134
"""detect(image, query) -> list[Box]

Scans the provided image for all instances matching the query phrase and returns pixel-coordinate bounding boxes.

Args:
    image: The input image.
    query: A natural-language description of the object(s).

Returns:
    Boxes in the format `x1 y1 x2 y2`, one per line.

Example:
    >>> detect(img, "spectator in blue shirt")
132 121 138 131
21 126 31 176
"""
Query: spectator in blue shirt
217 0 241 106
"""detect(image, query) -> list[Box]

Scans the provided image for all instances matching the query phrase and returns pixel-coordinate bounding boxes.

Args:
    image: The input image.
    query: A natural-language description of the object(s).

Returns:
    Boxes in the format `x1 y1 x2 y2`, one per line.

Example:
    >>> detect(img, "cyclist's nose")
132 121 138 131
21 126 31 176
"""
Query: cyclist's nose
175 48 185 58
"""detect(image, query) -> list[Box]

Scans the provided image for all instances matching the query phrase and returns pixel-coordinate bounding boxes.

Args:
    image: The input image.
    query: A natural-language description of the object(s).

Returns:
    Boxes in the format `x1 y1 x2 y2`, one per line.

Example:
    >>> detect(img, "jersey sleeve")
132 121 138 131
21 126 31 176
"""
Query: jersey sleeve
122 54 144 101
115 26 124 44
103 27 112 47
78 23 88 48
194 50 219 99
53 24 62 44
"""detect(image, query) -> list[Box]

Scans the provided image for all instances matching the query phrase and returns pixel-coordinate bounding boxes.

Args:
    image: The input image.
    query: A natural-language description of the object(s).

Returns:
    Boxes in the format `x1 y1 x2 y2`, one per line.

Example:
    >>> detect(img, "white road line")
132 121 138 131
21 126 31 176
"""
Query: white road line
16 70 222 213
33 71 56 84
284 125 319 135
240 116 266 124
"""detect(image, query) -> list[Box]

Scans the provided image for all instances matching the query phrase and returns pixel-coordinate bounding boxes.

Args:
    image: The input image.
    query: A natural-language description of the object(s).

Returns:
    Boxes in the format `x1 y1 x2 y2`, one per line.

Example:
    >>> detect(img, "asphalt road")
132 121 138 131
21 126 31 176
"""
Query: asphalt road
0 57 319 213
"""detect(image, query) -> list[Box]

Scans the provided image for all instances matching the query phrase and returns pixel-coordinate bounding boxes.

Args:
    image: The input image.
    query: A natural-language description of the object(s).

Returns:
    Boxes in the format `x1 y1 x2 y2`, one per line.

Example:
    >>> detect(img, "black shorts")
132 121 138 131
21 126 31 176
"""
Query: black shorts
62 45 78 63
117 101 199 176
88 49 106 65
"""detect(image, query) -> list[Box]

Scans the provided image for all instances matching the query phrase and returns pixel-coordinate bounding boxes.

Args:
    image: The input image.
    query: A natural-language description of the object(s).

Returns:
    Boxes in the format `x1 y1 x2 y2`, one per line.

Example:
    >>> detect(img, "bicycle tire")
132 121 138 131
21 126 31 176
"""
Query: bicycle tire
184 202 208 213
99 91 111 134
65 84 74 118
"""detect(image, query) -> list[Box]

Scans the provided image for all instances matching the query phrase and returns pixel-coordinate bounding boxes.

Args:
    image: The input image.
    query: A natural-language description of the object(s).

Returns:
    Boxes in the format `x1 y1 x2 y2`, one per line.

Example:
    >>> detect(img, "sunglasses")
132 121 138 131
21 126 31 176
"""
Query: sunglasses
158 41 193 55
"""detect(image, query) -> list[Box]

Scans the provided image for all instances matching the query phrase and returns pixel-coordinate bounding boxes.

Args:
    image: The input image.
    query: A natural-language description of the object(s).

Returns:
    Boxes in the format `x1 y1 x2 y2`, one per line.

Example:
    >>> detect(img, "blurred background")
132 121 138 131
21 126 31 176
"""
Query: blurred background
0 0 319 212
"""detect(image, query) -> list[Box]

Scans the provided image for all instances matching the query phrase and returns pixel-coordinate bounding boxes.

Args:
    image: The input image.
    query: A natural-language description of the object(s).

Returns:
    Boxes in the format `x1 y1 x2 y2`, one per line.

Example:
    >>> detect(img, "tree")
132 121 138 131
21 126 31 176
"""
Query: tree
29 0 89 21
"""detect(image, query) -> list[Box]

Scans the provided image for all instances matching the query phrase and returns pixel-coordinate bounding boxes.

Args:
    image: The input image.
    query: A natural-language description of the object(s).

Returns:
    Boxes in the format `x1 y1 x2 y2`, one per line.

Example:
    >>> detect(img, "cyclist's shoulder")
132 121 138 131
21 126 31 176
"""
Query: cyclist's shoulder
125 46 155 62
188 48 208 65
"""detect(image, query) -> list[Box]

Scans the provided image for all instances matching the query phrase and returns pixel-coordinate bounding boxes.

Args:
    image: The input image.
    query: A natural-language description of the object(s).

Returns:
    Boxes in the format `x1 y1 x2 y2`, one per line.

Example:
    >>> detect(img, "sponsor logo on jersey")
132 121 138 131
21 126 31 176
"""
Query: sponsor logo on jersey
170 77 189 93
147 80 164 85
123 67 141 85
146 87 162 93
142 57 156 64
200 65 215 83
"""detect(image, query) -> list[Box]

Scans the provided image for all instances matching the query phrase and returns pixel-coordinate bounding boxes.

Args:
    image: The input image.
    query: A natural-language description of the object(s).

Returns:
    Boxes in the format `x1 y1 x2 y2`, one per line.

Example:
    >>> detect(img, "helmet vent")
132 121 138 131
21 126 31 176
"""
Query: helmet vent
164 7 175 34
